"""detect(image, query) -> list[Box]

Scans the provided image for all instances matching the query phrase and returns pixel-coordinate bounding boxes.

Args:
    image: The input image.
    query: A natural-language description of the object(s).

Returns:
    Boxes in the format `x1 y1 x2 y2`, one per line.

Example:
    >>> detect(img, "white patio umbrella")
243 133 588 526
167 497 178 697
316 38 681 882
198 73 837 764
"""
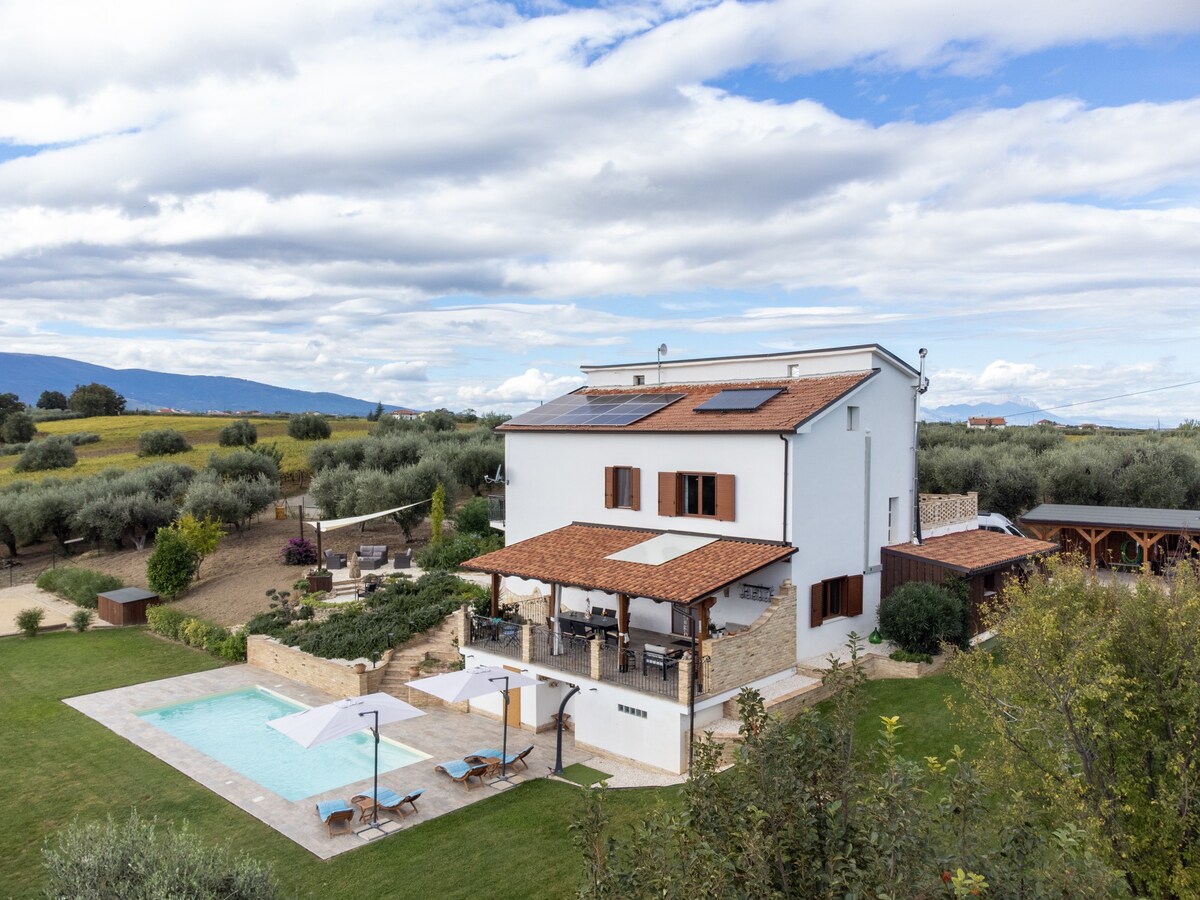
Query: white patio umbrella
268 693 424 830
406 665 540 781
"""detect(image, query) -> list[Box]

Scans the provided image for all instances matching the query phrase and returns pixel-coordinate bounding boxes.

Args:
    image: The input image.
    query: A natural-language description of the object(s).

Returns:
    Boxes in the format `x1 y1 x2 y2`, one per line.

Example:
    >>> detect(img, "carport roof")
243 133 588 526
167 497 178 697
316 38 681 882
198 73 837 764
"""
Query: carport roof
462 523 796 604
1022 504 1200 532
883 529 1057 574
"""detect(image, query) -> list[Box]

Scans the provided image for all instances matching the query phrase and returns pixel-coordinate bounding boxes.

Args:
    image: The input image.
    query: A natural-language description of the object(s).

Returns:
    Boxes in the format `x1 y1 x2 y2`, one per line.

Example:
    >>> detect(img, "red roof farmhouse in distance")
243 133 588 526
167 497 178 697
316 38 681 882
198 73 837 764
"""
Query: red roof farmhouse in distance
967 416 1006 429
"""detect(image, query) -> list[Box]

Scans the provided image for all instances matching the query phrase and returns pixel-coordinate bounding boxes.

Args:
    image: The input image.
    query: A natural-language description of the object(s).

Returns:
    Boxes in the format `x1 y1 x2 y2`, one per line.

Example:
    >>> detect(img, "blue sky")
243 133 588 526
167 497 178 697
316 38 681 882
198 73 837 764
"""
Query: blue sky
1 0 1198 424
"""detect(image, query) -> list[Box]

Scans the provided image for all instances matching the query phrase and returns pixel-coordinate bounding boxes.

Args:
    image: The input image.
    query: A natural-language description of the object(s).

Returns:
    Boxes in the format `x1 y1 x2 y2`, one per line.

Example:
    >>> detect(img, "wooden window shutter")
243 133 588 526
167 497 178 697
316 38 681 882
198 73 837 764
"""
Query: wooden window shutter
715 474 735 521
630 468 641 510
604 467 615 509
846 575 864 617
658 472 677 516
810 583 824 627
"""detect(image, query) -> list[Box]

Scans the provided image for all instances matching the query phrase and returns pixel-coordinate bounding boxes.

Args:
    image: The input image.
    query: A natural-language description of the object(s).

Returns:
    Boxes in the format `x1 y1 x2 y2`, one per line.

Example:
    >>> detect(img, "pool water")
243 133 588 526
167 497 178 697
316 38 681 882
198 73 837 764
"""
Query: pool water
138 687 427 801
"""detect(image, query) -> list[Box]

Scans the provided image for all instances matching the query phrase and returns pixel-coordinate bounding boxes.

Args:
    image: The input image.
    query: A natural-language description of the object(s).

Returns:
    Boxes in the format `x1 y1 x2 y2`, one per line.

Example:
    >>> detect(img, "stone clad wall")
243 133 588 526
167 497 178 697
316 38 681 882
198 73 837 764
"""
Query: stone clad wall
247 635 391 697
703 581 798 696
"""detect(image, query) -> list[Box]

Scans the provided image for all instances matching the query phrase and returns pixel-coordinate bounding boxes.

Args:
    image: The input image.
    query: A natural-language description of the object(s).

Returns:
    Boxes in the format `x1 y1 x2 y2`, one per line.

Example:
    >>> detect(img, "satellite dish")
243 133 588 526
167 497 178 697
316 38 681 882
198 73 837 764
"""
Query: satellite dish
657 343 668 356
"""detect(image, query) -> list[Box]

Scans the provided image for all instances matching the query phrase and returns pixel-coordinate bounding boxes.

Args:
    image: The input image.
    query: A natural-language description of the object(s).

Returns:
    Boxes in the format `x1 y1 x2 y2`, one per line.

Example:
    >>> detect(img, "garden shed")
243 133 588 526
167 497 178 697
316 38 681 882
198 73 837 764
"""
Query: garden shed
96 587 161 626
881 530 1057 634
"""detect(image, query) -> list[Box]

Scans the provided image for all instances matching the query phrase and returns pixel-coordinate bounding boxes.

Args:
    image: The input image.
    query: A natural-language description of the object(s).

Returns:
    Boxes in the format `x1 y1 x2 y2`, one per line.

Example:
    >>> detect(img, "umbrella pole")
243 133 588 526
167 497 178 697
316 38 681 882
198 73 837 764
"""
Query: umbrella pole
358 709 384 834
490 675 513 783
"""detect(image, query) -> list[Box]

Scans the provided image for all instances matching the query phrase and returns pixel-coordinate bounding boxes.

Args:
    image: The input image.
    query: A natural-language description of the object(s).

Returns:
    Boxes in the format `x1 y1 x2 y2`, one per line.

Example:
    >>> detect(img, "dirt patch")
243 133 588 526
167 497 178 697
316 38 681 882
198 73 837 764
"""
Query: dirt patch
4 514 431 628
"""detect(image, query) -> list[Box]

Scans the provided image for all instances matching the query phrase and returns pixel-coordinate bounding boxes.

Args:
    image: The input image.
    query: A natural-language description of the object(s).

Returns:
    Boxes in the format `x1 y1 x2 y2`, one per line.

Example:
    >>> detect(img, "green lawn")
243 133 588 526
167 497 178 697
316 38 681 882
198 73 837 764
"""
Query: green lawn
0 629 676 899
846 674 978 763
559 763 613 787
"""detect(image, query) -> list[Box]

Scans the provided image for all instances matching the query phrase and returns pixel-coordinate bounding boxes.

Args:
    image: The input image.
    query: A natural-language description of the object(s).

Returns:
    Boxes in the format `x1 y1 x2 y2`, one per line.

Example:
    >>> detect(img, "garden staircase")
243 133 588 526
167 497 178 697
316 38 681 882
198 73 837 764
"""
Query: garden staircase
702 669 826 766
378 612 465 707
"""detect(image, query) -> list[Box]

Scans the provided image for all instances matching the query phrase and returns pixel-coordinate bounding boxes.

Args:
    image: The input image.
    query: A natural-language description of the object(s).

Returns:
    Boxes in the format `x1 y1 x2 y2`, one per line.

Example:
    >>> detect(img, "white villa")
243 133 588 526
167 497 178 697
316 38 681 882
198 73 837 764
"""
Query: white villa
461 344 925 773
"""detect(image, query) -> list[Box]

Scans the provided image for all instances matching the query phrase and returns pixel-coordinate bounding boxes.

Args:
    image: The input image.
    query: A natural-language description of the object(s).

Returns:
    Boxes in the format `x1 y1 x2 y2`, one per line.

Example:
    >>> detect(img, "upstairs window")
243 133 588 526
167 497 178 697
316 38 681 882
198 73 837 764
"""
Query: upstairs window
604 466 640 510
657 471 735 521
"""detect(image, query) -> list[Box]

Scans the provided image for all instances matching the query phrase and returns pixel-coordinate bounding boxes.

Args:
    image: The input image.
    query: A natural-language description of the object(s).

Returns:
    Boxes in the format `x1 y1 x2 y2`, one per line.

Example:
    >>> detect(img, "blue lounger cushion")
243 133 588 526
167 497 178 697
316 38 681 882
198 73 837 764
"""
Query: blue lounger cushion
468 745 533 764
362 787 425 807
317 799 353 822
437 759 471 779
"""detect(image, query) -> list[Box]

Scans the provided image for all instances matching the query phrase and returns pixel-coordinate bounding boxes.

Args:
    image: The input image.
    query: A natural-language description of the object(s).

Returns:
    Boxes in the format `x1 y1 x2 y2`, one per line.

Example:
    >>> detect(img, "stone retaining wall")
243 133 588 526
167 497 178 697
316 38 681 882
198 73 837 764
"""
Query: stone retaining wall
703 581 797 696
247 635 394 697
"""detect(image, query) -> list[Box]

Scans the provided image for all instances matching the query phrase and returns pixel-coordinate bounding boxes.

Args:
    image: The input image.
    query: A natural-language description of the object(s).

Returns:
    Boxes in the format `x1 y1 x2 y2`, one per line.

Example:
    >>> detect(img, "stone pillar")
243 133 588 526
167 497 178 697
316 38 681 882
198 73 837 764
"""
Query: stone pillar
677 655 692 705
521 622 533 663
453 603 471 650
589 638 603 681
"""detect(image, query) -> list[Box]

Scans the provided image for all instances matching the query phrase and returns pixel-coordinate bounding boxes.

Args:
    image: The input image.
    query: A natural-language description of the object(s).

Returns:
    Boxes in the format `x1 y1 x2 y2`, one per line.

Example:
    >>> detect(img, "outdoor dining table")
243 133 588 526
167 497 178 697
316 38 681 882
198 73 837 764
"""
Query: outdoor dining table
556 609 618 636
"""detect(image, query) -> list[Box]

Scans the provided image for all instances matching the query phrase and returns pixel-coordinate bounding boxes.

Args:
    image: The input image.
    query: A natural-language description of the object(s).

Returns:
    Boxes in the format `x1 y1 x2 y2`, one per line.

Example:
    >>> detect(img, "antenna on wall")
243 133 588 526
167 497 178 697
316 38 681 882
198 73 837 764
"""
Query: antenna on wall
656 343 668 384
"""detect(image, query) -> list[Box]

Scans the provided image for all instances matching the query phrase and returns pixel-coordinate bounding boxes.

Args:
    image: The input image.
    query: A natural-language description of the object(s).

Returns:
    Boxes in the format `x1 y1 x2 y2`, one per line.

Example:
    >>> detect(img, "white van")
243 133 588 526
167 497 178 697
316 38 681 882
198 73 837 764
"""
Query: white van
978 511 1025 537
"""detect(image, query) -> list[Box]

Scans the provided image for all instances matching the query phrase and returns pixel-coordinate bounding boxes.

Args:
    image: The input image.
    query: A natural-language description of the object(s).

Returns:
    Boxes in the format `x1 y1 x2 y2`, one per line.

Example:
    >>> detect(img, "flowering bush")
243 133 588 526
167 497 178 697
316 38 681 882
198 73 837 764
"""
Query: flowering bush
280 537 318 566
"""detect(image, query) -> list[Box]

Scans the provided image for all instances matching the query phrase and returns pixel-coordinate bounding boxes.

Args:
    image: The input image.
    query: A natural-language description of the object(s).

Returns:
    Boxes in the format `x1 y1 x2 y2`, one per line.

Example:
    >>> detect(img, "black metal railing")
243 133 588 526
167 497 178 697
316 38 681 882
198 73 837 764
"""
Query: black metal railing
529 624 591 678
597 644 679 699
466 615 522 660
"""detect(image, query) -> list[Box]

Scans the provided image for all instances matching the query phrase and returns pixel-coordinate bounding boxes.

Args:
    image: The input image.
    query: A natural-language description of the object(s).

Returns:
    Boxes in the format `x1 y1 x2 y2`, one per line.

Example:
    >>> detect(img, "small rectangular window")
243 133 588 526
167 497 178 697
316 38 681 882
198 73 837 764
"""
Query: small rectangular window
888 496 900 543
614 467 633 508
618 703 648 718
605 466 640 509
847 406 860 431
680 473 716 517
633 375 645 386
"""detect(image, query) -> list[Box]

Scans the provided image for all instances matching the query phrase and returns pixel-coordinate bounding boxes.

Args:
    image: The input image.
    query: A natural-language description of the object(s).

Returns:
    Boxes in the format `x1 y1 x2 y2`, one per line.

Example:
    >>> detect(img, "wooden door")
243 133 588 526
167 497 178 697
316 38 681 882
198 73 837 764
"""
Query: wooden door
504 665 522 729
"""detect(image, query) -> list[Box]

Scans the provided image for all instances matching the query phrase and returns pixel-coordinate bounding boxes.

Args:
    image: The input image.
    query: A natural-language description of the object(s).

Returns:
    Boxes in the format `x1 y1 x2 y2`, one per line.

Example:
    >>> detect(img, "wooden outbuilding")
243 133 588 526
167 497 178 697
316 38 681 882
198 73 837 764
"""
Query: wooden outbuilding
96 587 162 626
1021 504 1200 573
881 530 1057 634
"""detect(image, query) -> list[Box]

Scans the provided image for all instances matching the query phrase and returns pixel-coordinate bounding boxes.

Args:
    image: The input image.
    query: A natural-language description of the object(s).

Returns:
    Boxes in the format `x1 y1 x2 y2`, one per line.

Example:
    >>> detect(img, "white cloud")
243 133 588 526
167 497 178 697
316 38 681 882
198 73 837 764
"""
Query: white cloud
457 368 585 406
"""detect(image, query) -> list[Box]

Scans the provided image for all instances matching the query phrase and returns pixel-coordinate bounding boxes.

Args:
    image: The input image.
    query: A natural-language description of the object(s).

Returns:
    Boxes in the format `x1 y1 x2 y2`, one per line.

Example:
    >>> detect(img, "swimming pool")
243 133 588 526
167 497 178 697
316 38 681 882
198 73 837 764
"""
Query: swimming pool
137 687 427 801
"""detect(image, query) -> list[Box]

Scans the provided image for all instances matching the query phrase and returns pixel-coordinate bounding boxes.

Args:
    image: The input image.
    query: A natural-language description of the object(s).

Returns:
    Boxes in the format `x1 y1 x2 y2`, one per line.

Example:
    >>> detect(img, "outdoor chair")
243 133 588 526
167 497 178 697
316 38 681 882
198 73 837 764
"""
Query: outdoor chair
352 787 424 818
315 799 355 836
324 550 347 569
602 608 616 619
435 758 490 789
591 606 605 617
393 548 413 570
564 620 594 650
642 643 680 680
498 622 520 648
466 745 533 771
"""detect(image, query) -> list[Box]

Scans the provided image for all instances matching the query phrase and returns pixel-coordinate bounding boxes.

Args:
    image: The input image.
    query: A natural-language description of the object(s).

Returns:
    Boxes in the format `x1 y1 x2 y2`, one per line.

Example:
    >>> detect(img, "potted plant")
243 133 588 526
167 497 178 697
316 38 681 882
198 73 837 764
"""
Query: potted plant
352 661 367 674
307 568 333 592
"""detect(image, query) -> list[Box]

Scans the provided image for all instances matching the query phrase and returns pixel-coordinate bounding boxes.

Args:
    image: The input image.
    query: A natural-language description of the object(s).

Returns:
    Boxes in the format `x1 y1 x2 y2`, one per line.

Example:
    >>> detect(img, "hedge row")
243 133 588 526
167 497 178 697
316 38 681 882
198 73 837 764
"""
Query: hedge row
35 567 124 609
146 605 247 661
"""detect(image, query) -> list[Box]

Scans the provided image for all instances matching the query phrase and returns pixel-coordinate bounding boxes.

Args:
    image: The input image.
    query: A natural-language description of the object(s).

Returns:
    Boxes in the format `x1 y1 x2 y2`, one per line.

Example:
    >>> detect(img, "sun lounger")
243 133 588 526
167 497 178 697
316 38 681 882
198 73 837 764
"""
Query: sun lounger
465 744 534 771
316 799 355 836
435 758 489 789
352 787 425 817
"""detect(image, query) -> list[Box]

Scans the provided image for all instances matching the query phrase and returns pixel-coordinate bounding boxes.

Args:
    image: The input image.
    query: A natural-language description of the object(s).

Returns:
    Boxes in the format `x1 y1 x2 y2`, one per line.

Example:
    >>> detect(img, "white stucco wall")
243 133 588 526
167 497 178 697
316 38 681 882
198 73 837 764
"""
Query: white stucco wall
583 346 889 387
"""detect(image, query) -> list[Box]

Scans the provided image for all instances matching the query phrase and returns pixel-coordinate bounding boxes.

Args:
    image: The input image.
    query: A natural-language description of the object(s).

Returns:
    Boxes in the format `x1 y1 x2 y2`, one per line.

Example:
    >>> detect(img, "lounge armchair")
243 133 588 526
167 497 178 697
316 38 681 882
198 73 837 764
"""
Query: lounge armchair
324 550 347 569
358 545 388 569
466 744 533 772
643 643 680 680
393 548 413 570
316 799 355 836
435 758 489 789
351 787 425 818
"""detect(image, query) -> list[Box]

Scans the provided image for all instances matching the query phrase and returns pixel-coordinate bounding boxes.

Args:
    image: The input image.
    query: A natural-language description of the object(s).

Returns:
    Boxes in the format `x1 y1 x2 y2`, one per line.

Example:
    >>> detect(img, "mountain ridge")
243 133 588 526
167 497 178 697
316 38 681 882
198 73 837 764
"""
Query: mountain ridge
0 353 396 415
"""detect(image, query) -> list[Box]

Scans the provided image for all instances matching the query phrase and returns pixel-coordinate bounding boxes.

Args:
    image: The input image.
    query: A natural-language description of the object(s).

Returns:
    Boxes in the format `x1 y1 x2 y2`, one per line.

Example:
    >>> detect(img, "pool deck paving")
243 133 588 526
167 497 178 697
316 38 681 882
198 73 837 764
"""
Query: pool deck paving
65 664 609 858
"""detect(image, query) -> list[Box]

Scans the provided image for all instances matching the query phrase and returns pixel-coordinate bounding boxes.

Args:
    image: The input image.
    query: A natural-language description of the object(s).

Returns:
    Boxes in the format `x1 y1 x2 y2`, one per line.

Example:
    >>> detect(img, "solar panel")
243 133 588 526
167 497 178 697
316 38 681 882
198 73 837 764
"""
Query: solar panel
694 388 783 412
505 392 686 427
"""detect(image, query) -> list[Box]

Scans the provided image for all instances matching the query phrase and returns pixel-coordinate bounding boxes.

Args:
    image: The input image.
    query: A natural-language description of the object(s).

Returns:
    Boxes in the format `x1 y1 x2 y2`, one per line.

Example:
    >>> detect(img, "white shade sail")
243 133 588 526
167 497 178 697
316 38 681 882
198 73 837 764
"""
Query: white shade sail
304 499 431 533
268 693 424 748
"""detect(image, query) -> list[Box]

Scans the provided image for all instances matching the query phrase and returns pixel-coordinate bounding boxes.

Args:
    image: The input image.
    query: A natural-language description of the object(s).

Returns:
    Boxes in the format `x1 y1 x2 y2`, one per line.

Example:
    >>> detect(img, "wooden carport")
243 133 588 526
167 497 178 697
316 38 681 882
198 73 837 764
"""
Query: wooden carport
1020 504 1200 573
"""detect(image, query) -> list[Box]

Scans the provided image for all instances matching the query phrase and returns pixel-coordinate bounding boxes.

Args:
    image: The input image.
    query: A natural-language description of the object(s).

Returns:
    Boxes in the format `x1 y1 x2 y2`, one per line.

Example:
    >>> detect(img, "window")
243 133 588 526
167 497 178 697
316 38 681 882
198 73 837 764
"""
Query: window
633 375 645 386
657 471 735 520
618 703 647 718
847 405 860 431
604 466 640 510
888 496 900 543
810 574 863 627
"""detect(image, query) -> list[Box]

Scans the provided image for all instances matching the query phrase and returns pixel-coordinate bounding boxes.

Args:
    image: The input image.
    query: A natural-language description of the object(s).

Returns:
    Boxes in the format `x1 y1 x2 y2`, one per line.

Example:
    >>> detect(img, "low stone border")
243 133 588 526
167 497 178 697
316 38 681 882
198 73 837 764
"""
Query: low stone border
247 635 394 696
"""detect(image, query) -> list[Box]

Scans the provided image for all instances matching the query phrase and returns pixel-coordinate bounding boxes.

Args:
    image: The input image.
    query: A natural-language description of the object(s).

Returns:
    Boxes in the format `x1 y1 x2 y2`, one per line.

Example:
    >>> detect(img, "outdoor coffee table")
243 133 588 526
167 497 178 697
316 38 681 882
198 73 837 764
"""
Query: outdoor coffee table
352 795 379 822
465 755 502 778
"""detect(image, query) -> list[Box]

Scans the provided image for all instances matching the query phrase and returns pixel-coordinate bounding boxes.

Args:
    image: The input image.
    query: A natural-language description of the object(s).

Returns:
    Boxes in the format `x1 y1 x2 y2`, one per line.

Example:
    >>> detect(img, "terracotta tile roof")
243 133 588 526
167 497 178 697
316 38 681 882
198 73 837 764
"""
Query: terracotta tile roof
463 523 796 604
498 371 876 433
883 529 1057 574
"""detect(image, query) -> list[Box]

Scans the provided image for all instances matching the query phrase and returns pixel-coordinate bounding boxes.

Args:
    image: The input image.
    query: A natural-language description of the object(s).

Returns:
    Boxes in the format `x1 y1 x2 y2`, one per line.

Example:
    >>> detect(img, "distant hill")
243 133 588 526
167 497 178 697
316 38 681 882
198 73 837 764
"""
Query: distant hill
0 353 391 416
923 399 1152 429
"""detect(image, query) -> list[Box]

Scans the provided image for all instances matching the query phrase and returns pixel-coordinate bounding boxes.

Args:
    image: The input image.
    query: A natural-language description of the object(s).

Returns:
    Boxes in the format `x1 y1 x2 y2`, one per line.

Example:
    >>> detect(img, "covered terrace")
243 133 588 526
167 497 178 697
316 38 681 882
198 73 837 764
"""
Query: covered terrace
462 523 797 700
1021 504 1200 573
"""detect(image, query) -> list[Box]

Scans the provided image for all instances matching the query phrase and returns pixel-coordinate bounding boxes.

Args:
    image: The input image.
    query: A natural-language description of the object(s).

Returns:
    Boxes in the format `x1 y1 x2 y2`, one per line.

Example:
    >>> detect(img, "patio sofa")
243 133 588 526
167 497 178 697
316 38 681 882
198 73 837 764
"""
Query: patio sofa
358 545 388 569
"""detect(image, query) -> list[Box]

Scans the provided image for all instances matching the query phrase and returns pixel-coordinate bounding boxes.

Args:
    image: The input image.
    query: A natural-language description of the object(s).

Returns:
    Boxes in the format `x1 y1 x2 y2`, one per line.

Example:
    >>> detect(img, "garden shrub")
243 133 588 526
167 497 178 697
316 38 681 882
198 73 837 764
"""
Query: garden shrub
16 607 44 636
66 430 101 445
208 449 279 483
42 811 278 899
146 529 199 599
14 436 76 472
454 495 496 535
146 605 188 641
218 418 258 447
137 428 192 457
878 581 968 655
287 413 331 440
247 572 485 661
280 537 318 566
36 567 124 609
889 648 933 664
70 609 94 632
414 531 502 571
147 605 246 661
1 411 36 443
